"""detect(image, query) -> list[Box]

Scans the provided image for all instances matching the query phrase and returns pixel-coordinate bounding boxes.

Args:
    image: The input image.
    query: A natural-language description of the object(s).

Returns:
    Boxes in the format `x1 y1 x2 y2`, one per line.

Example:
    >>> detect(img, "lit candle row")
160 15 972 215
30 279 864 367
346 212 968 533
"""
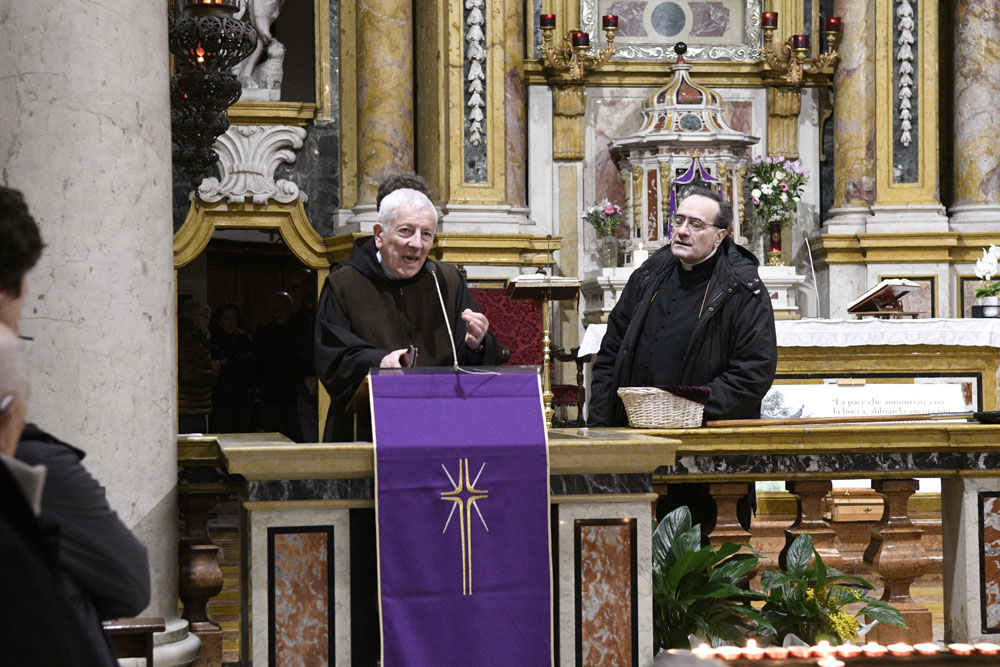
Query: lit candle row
760 12 842 33
690 639 1000 661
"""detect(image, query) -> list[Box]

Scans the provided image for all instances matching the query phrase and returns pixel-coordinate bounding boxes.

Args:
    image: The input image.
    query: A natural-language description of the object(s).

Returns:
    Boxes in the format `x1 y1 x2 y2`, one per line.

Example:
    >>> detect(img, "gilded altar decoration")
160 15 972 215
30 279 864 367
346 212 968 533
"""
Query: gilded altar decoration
537 14 618 81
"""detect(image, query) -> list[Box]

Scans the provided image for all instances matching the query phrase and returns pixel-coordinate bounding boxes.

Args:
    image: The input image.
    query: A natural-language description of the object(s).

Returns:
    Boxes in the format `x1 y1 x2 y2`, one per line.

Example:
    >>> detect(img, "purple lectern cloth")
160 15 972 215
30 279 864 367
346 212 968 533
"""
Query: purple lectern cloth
372 371 552 666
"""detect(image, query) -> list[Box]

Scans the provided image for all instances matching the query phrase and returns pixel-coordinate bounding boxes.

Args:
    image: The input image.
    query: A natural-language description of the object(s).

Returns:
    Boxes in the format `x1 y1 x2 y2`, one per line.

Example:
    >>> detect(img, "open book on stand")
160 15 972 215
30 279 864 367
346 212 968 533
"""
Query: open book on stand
846 278 922 318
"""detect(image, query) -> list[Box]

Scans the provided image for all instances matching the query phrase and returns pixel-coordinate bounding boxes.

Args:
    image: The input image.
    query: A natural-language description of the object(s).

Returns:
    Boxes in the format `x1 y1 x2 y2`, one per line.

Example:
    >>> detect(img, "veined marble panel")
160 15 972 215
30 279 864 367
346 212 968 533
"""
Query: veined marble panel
250 508 351 665
248 478 373 502
657 451 975 477
943 477 1000 643
579 520 635 665
555 501 653 667
272 529 332 664
551 473 653 495
981 494 1000 631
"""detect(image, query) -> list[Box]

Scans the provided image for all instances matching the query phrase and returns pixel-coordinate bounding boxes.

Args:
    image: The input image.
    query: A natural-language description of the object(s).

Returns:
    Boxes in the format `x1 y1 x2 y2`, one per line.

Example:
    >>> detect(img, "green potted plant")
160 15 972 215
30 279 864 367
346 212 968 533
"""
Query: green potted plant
651 507 768 652
975 245 1000 317
756 533 906 645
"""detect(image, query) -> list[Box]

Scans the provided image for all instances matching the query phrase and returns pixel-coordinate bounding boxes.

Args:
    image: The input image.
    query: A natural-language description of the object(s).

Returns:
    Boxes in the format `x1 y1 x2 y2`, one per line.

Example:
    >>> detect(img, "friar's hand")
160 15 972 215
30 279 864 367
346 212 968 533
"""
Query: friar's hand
461 309 489 350
380 349 409 368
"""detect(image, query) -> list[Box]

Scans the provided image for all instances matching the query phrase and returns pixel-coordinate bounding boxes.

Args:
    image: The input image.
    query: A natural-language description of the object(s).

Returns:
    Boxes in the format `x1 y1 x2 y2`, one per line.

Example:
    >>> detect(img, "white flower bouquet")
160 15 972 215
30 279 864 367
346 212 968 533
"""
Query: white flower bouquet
975 245 1000 298
748 156 809 236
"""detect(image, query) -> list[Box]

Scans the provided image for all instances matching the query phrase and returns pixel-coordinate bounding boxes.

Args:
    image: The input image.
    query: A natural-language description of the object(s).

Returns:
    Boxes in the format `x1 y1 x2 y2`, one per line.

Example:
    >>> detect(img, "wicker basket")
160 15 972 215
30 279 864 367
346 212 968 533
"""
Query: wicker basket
617 387 705 428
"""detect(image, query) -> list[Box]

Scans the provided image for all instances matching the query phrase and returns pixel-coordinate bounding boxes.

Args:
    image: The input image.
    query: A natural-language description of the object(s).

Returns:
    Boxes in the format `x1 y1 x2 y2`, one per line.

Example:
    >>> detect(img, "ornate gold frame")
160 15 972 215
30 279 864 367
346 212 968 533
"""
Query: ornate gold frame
174 199 332 437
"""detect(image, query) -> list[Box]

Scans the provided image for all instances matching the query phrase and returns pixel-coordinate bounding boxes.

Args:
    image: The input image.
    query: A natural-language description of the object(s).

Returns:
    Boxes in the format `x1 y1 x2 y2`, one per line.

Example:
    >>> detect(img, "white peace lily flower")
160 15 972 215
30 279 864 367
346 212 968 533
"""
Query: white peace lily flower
976 248 999 280
990 244 1000 259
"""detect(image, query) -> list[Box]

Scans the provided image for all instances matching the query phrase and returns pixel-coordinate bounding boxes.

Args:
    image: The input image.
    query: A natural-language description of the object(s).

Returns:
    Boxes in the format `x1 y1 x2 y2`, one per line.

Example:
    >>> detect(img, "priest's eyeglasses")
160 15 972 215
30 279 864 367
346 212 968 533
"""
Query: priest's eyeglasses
670 214 717 232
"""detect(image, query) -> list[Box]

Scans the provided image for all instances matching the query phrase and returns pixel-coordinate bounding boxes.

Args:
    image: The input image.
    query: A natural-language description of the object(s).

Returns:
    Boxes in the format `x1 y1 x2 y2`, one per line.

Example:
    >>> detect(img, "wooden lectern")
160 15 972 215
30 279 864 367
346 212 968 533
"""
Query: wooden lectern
506 274 582 427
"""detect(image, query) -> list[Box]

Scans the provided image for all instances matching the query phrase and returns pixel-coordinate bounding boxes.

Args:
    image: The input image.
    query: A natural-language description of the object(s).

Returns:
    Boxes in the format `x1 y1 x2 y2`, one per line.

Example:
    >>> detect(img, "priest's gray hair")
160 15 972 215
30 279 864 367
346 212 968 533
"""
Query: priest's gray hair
0 324 27 408
378 188 438 229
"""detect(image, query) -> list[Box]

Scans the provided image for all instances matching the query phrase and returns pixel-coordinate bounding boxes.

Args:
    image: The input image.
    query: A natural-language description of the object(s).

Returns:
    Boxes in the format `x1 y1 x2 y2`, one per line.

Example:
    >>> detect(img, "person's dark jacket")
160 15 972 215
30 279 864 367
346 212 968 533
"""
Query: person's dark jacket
316 236 500 441
15 425 151 663
210 327 254 404
0 458 114 666
589 237 777 426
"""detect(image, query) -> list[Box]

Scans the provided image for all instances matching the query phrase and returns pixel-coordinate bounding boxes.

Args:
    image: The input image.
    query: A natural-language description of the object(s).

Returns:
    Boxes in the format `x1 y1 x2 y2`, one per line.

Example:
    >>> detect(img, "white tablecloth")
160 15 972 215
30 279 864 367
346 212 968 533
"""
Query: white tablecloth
579 318 1000 357
774 318 1000 348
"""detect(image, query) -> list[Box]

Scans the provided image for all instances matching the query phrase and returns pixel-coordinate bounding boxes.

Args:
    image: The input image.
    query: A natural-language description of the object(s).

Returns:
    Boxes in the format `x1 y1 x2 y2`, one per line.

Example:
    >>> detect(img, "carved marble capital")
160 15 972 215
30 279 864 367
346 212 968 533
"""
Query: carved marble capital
197 124 308 204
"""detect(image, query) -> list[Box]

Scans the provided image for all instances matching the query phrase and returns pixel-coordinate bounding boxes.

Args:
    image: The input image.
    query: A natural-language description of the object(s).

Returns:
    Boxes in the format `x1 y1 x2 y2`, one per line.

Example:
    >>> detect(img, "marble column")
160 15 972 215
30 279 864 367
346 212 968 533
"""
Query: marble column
0 2 198 665
950 0 1000 228
504 0 527 209
355 0 415 217
826 0 876 234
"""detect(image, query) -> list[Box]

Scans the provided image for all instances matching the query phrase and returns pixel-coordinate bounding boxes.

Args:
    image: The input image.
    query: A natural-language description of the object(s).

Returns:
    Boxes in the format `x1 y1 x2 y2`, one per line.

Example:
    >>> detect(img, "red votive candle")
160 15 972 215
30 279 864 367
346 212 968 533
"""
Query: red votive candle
602 14 618 28
825 16 842 33
837 644 862 658
887 643 914 656
571 30 590 47
762 11 778 28
539 13 555 28
792 33 810 50
742 639 765 660
949 643 974 656
975 642 1000 655
787 645 812 659
914 643 940 656
862 642 888 657
715 646 742 661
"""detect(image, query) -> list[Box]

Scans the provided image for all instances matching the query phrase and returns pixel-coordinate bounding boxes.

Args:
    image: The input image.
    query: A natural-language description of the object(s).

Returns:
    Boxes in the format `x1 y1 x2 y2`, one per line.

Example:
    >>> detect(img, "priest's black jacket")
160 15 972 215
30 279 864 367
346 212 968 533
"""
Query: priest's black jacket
315 236 500 441
588 236 777 426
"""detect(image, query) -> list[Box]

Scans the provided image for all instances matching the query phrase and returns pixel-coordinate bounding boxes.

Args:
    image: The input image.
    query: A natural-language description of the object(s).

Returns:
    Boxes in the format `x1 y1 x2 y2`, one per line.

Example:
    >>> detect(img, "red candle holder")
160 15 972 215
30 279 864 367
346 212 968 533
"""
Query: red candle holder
539 13 555 28
824 16 842 33
602 14 618 29
571 30 590 47
792 33 810 50
762 11 778 28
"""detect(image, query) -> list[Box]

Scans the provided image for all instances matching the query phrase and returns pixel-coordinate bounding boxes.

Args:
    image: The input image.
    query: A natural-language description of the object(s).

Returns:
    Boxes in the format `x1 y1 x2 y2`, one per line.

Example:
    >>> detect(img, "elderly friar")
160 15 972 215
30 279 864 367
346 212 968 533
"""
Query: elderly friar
315 185 500 442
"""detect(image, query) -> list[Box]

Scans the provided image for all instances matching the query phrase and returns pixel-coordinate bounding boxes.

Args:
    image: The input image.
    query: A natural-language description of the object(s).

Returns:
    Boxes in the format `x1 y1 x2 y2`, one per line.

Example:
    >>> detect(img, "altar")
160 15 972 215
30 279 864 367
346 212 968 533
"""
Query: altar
578 318 1000 421
178 418 1000 665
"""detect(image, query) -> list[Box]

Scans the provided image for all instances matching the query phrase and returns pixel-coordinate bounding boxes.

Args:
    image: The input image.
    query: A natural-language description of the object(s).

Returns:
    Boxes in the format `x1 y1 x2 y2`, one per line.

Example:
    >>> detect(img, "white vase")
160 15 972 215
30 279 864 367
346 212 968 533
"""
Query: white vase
976 295 1000 318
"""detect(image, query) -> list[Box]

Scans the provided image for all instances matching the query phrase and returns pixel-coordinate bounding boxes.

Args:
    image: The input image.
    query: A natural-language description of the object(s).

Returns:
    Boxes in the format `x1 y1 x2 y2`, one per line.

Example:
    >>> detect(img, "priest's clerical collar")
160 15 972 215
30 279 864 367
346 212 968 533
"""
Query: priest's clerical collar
679 245 719 272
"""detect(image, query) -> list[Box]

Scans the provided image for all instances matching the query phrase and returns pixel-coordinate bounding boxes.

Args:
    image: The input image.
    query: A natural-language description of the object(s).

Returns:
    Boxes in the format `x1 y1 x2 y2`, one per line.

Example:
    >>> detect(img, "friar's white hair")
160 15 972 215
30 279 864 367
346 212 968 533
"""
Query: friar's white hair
378 188 438 229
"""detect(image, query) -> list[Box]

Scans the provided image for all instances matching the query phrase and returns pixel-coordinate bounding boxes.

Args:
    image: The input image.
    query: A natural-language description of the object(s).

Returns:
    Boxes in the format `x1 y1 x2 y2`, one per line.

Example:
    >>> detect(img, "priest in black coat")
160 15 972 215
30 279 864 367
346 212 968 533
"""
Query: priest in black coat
589 187 777 531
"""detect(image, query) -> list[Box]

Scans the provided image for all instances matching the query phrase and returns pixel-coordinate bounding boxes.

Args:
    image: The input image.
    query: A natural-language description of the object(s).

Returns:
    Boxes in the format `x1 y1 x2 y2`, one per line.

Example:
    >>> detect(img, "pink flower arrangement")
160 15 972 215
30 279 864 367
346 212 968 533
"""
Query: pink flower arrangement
747 155 809 235
584 199 629 237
